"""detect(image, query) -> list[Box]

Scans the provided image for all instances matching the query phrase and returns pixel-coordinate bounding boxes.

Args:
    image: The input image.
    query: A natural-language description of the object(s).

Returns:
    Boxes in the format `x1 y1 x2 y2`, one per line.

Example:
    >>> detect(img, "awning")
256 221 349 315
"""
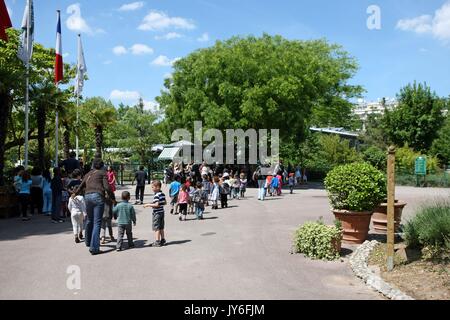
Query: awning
158 147 181 161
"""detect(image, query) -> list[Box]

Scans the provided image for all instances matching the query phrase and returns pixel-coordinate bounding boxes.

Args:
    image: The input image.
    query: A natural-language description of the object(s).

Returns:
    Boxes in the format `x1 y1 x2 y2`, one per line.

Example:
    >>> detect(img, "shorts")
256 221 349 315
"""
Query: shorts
152 213 165 231
170 194 178 206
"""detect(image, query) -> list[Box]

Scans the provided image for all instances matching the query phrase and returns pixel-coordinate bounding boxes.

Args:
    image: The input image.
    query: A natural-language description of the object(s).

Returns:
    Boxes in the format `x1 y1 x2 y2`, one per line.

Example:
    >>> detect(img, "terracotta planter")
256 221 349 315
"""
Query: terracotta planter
332 209 373 244
372 201 407 234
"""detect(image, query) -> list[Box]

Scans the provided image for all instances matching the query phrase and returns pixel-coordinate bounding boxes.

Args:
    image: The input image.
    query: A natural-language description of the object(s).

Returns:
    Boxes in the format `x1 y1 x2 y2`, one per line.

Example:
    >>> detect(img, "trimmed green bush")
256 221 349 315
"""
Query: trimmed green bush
404 201 450 260
324 162 387 212
293 219 343 261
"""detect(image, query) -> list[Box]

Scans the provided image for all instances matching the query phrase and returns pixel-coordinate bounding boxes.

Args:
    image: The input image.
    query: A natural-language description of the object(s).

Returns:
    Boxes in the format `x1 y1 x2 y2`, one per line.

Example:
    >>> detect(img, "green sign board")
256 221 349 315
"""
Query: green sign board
415 157 427 175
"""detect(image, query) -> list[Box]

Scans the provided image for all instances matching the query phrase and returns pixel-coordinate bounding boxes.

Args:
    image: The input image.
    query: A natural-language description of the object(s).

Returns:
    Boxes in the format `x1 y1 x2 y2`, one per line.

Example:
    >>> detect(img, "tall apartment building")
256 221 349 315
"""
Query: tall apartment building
353 98 398 121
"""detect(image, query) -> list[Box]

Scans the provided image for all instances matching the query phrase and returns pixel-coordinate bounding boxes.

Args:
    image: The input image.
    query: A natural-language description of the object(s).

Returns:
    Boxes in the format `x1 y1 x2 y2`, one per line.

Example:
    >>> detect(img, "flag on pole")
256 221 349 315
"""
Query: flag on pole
0 0 12 41
17 0 34 64
75 34 87 95
55 10 63 84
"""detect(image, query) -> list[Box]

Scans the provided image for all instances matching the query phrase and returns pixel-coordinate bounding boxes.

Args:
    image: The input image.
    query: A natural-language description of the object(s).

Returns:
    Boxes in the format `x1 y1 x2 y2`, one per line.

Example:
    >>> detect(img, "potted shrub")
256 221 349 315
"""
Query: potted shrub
324 162 386 244
372 199 407 234
293 218 343 261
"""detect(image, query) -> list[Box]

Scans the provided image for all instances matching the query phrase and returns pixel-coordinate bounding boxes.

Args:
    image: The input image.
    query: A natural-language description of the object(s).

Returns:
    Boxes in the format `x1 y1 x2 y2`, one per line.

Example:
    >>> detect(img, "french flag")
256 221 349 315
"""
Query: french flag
55 10 63 84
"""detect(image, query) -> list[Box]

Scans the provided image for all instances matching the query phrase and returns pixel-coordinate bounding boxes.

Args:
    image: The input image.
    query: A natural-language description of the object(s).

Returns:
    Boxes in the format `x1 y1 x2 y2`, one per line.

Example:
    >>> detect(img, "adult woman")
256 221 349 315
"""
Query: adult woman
30 167 44 215
18 171 32 221
42 169 52 215
73 159 113 255
107 166 116 193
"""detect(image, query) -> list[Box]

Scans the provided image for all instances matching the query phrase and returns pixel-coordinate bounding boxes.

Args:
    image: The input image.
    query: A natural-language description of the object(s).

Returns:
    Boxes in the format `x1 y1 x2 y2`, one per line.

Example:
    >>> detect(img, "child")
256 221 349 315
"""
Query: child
113 191 136 251
202 175 211 206
68 194 86 243
144 180 167 247
210 176 220 210
101 193 116 244
288 173 295 194
232 174 240 199
188 183 196 214
61 170 70 218
239 173 247 199
192 182 206 220
220 177 229 208
266 175 274 197
276 173 283 196
177 184 190 221
169 176 181 214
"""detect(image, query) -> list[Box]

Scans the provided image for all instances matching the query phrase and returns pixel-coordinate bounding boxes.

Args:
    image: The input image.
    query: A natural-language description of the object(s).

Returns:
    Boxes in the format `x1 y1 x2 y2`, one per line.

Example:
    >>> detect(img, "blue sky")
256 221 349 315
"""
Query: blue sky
5 0 450 110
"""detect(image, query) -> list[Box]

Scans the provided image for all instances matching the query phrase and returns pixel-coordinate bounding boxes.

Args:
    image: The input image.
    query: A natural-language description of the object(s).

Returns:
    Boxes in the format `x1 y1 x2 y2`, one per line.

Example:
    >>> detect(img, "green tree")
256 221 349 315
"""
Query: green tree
111 99 161 164
81 97 117 159
157 34 363 146
384 82 445 152
431 110 450 164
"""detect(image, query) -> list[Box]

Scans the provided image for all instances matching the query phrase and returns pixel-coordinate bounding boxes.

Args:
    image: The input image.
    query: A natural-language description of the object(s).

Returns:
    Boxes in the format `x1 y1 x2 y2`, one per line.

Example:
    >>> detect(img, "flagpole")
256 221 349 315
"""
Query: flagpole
76 92 79 160
24 0 31 169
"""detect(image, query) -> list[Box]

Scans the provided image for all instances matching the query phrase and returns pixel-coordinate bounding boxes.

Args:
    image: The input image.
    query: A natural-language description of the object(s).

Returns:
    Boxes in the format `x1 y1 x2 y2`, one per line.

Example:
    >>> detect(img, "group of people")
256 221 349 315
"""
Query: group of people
13 152 118 224
167 170 248 221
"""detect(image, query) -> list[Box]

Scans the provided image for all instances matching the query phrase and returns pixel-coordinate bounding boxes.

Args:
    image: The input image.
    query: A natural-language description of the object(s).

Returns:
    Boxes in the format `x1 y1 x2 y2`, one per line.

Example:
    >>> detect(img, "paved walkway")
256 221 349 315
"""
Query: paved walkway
0 185 447 300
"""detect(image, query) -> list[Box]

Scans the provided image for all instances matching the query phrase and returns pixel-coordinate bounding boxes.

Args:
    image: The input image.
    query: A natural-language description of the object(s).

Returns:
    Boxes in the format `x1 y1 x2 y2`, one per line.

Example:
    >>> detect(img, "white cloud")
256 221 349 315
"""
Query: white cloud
143 100 159 112
118 2 145 12
397 1 450 42
151 55 180 67
66 3 92 34
110 90 140 101
197 32 209 42
155 32 183 40
103 60 112 65
129 44 154 55
397 15 433 34
138 10 195 31
113 46 128 55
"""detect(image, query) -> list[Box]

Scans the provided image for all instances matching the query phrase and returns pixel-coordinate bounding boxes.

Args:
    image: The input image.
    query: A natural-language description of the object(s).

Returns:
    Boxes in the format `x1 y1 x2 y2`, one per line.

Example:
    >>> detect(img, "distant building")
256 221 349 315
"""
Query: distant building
353 98 398 121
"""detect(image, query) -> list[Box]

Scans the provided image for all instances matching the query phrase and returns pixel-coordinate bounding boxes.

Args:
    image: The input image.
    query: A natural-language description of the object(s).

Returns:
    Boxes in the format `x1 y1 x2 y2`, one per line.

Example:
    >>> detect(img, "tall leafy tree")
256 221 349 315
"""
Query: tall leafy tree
384 82 445 152
431 108 450 164
81 97 117 159
157 34 363 145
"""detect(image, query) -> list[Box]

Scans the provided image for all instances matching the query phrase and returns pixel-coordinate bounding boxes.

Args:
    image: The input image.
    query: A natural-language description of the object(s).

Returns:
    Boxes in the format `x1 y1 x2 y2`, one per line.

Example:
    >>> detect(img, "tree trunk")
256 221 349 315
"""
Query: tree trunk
36 101 46 170
95 125 103 159
0 90 12 186
62 121 71 160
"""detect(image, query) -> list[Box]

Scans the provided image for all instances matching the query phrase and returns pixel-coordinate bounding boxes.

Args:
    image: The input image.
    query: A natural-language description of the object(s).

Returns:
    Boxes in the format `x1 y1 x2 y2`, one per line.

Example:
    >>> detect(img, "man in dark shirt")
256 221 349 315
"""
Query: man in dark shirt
62 152 80 175
133 166 148 205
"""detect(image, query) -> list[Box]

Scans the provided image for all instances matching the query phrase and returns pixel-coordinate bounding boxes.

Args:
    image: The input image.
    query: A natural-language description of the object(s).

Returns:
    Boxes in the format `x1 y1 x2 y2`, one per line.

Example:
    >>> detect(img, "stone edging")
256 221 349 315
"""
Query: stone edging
349 240 414 300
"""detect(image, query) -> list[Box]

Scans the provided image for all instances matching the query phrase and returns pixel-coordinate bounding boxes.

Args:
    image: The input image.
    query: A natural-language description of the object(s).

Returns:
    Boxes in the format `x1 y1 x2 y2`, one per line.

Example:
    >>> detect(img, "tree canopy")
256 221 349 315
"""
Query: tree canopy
157 34 363 144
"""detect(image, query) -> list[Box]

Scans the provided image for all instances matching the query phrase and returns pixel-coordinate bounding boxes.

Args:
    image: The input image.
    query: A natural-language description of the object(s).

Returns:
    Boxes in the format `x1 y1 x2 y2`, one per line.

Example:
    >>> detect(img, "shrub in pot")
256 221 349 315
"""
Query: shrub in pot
324 162 386 244
293 218 343 261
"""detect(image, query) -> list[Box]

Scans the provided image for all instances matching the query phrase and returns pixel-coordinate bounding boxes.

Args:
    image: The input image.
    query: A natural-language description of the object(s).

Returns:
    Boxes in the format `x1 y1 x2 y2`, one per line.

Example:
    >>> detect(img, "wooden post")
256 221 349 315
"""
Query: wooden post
387 146 396 271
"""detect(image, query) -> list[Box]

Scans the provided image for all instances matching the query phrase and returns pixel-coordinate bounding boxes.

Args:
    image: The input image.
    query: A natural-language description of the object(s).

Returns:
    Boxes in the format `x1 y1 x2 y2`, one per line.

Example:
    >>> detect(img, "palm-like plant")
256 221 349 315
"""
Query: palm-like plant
81 97 117 159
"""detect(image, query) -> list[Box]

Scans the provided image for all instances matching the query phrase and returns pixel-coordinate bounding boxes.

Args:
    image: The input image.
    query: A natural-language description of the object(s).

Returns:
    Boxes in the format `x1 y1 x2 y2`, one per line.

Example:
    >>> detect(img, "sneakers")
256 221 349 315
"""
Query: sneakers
160 239 166 246
110 236 115 242
150 241 161 247
134 201 139 205
170 209 174 214
101 237 106 244
140 201 144 205
75 235 80 243
116 248 122 252
22 217 30 221
79 232 83 240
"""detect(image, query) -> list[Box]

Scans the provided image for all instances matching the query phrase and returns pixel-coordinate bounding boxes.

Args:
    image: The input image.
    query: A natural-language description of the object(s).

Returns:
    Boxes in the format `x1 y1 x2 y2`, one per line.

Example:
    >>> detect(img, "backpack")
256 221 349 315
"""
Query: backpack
222 182 230 194
271 176 279 188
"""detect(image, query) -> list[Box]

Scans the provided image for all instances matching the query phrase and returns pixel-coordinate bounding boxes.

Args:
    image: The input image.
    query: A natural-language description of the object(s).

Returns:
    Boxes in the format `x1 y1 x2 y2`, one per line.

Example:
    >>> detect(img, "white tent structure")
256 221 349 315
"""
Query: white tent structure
156 140 194 161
